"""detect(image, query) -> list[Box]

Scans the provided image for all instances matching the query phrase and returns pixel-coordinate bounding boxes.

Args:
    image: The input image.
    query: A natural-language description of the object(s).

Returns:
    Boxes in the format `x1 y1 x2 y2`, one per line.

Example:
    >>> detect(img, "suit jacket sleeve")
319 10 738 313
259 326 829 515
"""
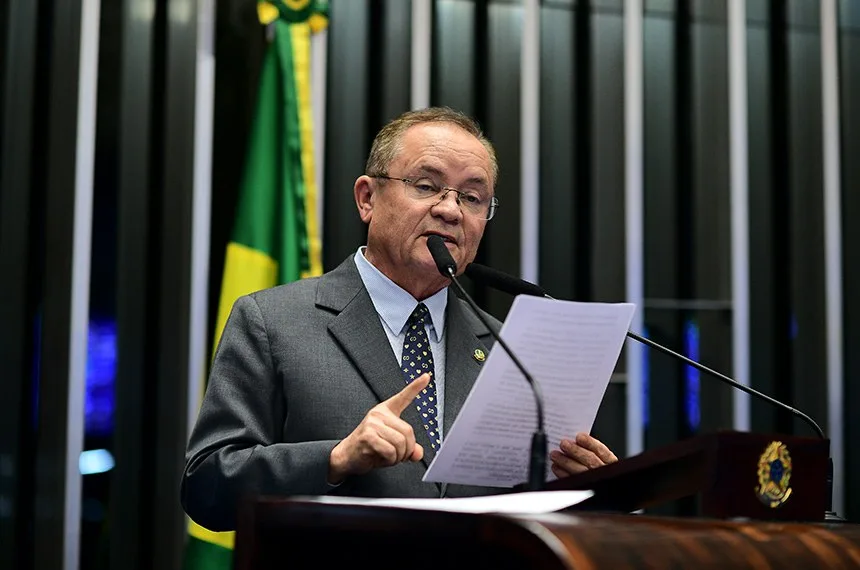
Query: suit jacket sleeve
181 294 339 532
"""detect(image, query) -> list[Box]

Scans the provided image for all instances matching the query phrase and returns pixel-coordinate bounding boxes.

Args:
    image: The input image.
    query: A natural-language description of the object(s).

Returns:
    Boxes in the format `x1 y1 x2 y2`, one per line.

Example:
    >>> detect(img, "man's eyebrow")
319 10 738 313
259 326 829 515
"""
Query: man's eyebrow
413 165 489 187
413 165 445 178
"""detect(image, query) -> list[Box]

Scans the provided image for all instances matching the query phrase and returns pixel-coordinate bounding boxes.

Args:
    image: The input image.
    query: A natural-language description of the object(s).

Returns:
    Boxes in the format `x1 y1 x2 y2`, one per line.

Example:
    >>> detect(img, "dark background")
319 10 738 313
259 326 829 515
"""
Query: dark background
1 1 858 569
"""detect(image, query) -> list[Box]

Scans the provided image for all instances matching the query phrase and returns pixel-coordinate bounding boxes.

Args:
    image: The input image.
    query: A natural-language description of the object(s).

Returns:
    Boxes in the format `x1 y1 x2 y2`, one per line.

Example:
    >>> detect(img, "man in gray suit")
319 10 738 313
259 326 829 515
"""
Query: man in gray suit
181 107 617 532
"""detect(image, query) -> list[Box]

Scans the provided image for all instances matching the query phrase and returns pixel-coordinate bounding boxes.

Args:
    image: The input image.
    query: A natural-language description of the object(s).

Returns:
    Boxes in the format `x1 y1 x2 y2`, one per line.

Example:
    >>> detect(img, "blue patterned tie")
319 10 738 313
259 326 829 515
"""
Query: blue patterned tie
401 303 441 450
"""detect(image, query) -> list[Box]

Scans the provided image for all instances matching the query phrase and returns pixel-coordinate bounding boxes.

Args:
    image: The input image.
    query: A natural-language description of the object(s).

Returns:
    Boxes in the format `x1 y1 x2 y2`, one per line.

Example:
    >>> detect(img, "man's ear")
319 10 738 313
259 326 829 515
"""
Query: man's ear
354 175 375 223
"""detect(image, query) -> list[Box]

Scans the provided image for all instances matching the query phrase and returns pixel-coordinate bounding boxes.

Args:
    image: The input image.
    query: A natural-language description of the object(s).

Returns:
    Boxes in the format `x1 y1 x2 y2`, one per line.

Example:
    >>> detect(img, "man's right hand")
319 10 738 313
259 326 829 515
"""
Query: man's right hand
327 373 431 484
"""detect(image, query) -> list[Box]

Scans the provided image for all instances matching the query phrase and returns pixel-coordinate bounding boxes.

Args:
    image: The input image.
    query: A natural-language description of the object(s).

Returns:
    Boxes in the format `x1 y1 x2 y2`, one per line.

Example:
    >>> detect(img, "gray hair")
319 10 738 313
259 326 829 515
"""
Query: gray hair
365 107 498 186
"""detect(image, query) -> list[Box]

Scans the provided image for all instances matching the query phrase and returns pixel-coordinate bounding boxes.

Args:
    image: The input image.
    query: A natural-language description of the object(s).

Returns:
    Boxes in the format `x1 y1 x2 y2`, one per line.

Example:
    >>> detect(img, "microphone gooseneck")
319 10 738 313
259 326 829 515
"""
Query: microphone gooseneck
426 236 547 491
622 329 826 439
464 261 842 520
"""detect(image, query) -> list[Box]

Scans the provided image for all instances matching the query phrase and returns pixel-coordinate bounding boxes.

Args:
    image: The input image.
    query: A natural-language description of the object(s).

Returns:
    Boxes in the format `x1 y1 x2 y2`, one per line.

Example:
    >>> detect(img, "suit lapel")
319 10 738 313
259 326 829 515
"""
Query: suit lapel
320 258 440 468
442 291 492 438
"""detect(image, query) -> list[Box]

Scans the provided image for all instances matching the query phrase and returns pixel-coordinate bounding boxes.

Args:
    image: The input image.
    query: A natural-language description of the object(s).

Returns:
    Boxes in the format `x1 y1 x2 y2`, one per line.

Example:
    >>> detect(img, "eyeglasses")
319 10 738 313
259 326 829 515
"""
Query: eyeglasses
370 175 499 221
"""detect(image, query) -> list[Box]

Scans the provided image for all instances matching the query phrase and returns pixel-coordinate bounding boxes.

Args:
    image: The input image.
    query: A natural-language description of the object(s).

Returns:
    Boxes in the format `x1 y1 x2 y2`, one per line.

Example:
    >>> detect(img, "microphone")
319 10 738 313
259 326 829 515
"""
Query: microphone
464 262 841 520
426 236 547 491
464 263 548 297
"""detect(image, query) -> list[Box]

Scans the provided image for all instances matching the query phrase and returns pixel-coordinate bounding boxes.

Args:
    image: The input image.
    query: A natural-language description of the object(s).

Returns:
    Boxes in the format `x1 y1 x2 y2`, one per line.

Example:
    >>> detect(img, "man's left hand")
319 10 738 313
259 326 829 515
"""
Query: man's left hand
550 432 618 478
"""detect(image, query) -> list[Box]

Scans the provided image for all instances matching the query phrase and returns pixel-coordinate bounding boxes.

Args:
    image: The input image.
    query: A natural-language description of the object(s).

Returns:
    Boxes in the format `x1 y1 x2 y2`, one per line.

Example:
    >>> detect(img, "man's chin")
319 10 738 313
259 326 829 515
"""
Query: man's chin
419 247 461 274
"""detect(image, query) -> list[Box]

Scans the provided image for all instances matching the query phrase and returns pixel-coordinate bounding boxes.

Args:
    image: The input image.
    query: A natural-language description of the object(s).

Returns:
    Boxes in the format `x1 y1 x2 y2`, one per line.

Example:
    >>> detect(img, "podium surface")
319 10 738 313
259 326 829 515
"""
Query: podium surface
234 497 860 569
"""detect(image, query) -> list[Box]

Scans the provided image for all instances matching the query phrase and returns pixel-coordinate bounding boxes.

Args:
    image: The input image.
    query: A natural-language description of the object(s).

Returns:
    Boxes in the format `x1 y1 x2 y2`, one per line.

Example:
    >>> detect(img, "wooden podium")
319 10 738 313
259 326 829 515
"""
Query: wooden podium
233 501 860 569
233 431 849 569
544 430 830 521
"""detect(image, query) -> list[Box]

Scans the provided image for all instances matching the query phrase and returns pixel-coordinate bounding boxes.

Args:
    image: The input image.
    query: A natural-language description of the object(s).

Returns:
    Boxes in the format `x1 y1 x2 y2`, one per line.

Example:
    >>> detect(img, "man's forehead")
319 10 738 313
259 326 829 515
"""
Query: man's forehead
400 121 475 144
395 124 491 169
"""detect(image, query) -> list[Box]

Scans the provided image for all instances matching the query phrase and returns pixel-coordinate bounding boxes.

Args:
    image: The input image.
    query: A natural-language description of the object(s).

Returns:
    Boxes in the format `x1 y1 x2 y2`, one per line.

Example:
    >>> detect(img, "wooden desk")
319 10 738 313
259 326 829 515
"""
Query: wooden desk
234 497 860 569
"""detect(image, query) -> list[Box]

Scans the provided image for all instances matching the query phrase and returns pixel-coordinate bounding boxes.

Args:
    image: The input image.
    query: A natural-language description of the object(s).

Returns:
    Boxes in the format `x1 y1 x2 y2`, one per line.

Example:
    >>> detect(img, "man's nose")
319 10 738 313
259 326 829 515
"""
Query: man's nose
432 190 463 219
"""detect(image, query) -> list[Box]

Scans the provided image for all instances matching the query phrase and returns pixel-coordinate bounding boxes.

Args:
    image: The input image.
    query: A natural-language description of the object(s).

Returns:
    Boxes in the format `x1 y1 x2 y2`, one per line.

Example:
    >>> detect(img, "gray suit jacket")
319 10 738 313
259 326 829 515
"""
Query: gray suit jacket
181 256 504 531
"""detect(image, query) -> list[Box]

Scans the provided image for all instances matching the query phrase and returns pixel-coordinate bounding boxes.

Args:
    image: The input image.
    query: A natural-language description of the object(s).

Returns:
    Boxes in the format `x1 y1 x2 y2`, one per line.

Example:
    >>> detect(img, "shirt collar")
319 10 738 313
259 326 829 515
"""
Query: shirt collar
353 247 448 341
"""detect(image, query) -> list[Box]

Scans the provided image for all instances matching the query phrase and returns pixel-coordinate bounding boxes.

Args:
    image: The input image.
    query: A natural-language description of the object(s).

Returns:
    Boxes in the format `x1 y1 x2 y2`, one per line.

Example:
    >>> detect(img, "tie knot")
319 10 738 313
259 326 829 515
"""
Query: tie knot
409 303 431 327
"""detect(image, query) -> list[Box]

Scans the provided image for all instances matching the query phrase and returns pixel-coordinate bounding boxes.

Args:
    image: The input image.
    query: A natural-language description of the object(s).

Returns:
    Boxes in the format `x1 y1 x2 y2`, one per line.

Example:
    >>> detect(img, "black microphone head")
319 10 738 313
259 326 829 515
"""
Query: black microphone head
426 235 457 277
464 263 547 297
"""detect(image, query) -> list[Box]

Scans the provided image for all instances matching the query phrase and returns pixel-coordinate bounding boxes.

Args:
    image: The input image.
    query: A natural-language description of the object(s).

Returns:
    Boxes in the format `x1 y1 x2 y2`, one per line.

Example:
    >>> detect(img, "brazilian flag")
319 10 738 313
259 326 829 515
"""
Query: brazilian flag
184 1 328 568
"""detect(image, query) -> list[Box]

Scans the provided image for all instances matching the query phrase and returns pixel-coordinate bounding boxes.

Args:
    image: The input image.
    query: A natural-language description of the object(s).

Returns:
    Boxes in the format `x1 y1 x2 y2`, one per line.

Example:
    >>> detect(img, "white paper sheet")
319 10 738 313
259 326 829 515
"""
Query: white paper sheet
423 296 635 487
298 490 593 514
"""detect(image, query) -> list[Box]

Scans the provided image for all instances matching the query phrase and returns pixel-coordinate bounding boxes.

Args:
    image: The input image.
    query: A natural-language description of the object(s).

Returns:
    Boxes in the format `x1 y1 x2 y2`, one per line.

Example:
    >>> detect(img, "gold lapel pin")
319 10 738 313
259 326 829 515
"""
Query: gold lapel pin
473 348 486 362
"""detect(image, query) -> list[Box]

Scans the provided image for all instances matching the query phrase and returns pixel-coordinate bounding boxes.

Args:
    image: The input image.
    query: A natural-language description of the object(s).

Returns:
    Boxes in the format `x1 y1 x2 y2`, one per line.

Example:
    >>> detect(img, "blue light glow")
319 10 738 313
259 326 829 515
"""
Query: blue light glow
684 320 700 431
85 319 117 436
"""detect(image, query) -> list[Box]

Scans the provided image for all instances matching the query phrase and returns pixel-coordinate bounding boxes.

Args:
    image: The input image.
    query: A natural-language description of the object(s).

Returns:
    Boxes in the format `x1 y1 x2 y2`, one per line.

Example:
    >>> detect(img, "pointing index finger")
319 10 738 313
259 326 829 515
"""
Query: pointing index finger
384 373 431 416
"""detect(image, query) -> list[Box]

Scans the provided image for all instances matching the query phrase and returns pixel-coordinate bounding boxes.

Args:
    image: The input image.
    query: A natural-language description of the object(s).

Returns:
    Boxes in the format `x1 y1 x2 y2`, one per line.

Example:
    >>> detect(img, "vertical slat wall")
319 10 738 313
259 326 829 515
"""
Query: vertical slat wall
3 2 860 565
839 0 859 520
0 0 39 564
111 0 156 565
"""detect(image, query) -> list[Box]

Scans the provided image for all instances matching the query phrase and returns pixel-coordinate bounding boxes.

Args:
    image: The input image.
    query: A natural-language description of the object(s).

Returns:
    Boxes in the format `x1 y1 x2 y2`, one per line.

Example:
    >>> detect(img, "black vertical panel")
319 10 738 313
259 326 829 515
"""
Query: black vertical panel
538 2 576 297
482 0 521 320
111 0 156 566
0 1 39 568
574 0 593 303
840 0 860 522
381 0 411 123
366 0 385 135
473 0 489 132
690 2 733 433
786 3 826 437
591 9 625 305
643 5 683 452
324 0 372 269
673 0 694 444
590 5 627 458
591 382 627 459
154 0 197 567
0 1 8 148
767 0 794 434
671 0 695 515
747 8 779 433
433 0 476 116
35 0 85 566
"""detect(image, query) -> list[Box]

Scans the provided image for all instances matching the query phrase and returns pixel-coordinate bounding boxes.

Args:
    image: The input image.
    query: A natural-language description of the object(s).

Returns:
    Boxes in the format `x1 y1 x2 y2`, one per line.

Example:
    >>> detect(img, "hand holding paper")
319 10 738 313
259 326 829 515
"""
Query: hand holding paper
551 432 620 478
423 297 635 487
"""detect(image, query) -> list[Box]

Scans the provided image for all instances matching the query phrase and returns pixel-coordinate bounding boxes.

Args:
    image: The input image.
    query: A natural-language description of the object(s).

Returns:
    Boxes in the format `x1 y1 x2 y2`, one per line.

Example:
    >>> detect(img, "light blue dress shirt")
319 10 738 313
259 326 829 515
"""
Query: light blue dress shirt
353 247 448 439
